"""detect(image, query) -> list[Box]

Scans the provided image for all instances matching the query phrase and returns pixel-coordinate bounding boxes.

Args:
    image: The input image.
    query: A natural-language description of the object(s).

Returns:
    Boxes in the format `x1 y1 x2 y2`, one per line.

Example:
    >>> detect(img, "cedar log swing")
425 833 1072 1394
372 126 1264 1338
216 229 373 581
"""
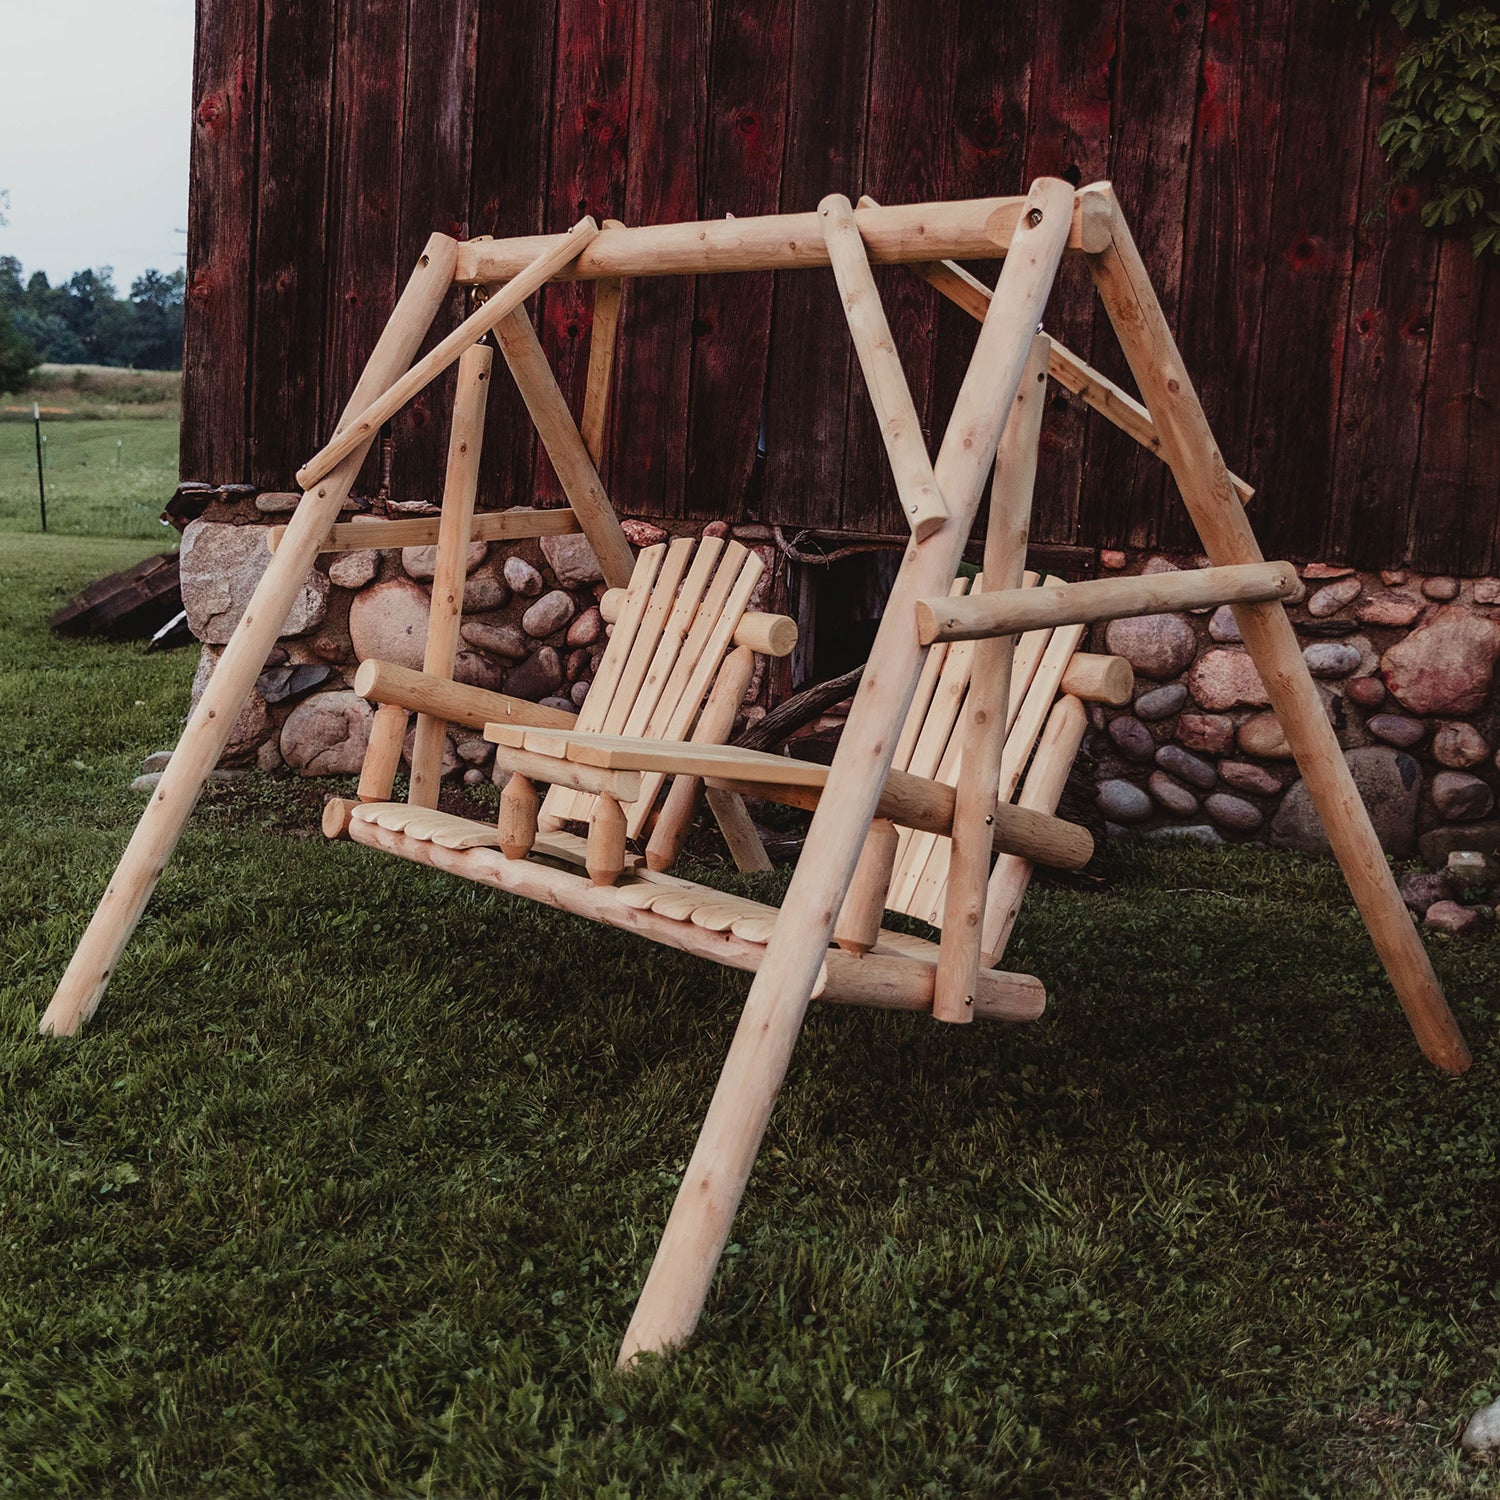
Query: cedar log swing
41 181 1472 1369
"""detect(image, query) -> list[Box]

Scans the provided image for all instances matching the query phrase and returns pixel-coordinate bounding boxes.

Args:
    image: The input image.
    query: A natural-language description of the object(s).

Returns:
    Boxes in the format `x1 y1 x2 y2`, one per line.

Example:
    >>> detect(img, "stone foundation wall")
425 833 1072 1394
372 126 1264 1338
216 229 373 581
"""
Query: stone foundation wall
1087 552 1500 858
179 498 772 788
178 504 1500 861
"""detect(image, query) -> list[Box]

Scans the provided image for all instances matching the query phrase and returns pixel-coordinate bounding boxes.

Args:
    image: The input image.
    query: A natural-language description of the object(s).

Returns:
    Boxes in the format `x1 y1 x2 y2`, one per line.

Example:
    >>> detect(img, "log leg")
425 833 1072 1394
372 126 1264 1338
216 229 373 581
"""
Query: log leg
409 344 492 807
498 774 539 860
39 234 460 1038
934 332 1048 1022
834 819 899 954
586 795 628 886
616 178 1077 1365
359 705 410 802
1086 188 1469 1075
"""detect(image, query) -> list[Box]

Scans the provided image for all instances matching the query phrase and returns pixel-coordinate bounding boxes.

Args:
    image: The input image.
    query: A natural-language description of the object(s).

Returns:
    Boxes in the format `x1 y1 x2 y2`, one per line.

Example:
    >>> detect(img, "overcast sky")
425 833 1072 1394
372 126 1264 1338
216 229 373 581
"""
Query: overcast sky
0 0 195 293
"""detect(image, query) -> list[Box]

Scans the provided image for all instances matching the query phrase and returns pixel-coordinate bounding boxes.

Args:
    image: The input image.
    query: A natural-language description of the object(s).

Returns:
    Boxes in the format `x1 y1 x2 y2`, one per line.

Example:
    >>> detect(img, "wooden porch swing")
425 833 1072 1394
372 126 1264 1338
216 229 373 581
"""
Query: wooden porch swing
42 179 1472 1368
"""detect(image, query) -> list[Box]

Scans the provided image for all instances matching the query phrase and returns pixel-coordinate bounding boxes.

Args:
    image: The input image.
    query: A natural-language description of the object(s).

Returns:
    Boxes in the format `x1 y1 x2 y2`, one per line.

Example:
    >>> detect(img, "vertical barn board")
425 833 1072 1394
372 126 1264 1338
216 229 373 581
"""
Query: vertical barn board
1081 0 1205 553
1409 242 1500 574
321 0 408 496
841 0 959 534
248 0 335 491
470 0 557 510
182 0 260 485
1174 0 1289 550
389 0 478 503
534 0 632 507
1323 23 1438 570
683 0 794 521
612 0 709 519
762 0 875 530
1021 0 1119 547
931 0 1037 536
1246 0 1372 561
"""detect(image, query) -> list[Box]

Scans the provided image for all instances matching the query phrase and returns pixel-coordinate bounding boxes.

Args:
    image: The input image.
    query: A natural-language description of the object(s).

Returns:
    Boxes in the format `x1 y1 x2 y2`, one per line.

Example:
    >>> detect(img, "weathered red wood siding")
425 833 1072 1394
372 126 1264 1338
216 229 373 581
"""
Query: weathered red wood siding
182 0 1500 573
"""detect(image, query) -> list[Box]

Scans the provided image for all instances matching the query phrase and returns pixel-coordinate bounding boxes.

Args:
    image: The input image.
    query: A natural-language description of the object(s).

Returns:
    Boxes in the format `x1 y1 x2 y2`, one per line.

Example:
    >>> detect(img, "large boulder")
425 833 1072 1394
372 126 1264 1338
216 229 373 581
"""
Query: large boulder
180 519 329 644
1270 746 1421 856
1380 606 1500 714
349 579 429 669
279 690 374 776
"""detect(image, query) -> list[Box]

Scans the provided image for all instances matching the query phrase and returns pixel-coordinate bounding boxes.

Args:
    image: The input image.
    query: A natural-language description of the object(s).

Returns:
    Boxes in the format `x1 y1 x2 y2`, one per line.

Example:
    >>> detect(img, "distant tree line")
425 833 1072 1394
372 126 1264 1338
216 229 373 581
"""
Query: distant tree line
0 256 186 395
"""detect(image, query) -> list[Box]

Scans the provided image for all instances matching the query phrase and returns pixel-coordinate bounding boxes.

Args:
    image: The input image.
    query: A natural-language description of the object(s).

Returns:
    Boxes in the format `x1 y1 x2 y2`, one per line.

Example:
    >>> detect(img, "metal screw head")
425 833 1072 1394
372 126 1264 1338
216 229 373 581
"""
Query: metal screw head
1026 207 1045 228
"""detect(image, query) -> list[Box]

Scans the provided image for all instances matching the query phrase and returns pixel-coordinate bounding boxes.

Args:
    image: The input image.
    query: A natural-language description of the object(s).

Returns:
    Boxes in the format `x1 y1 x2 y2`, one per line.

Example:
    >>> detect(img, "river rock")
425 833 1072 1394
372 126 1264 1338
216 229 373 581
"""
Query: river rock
541 532 603 587
1345 674 1386 708
566 605 605 648
1104 613 1197 680
402 539 487 580
256 662 331 704
1218 759 1284 795
1431 721 1488 769
180 519 330 644
1475 579 1500 605
1303 641 1361 678
1423 900 1487 936
1204 793 1263 831
455 736 492 764
461 619 529 659
328 549 380 589
1461 1397 1500 1454
1135 684 1187 721
1380 606 1500 715
279 690 374 776
1237 711 1292 759
1188 649 1269 711
1421 574 1459 601
1398 868 1455 914
453 651 507 692
349 579 429 669
505 647 564 701
1107 715 1156 763
1431 770 1494 821
1141 824 1224 846
1155 744 1216 789
522 589 577 638
621 518 669 547
1302 563 1354 579
1148 771 1198 816
1208 605 1242 643
1306 577 1362 617
1177 713 1234 755
1100 548 1127 569
1270 747 1421 856
564 647 591 683
571 679 592 707
462 570 510 612
1096 779 1152 823
503 556 545 596
1355 593 1422 628
1367 713 1425 749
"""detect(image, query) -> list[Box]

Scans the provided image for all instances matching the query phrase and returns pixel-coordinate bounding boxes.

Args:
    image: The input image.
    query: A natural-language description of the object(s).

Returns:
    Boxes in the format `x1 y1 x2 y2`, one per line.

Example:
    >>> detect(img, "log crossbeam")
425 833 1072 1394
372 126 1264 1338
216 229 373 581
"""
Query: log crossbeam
916 561 1300 645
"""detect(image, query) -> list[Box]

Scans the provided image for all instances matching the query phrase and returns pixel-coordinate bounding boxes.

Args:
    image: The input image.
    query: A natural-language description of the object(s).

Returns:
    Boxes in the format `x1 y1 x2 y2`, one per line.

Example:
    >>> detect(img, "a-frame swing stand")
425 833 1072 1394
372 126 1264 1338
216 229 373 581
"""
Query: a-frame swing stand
42 179 1472 1366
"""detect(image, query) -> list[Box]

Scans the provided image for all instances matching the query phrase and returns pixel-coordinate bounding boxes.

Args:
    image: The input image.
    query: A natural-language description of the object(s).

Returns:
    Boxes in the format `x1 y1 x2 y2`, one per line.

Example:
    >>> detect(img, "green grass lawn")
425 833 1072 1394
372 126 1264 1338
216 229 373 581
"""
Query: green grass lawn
1 533 1497 1496
0 416 180 540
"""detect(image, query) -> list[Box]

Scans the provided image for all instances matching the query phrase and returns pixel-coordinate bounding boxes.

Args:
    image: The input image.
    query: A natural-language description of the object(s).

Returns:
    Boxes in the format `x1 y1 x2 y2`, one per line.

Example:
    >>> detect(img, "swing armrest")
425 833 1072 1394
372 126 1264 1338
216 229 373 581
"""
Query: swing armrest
355 658 577 733
481 725 1093 871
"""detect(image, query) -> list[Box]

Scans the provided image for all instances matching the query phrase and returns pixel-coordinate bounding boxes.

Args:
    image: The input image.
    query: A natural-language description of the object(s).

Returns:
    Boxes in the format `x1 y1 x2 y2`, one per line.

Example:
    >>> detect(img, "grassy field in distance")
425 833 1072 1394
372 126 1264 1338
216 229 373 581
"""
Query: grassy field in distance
0 366 180 539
